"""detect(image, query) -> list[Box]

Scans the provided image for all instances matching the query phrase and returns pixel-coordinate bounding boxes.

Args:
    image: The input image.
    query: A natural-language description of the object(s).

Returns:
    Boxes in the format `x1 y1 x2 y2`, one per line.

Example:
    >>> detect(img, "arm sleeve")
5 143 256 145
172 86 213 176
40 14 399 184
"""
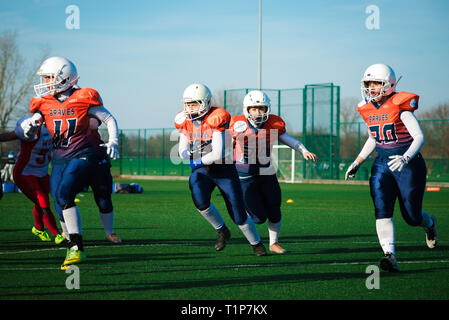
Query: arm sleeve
357 128 377 160
0 131 17 142
400 111 425 161
201 130 224 165
178 132 190 160
88 106 119 144
278 132 309 154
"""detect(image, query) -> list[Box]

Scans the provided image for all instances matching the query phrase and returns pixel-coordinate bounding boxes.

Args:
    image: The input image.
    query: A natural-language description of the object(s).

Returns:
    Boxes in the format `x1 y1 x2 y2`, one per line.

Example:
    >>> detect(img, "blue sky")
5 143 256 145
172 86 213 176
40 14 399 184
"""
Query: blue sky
1 0 449 129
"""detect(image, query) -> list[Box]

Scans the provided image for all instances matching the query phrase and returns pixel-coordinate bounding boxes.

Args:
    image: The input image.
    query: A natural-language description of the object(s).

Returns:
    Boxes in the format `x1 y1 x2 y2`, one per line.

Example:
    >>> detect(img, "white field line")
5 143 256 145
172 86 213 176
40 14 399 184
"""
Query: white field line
0 240 448 256
0 259 449 272
0 241 448 272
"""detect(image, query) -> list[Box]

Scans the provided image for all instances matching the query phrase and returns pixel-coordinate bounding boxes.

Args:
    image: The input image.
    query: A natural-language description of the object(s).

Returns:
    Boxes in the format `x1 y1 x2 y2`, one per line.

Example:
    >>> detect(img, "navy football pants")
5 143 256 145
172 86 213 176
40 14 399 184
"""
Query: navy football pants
51 154 113 220
189 164 248 225
369 153 427 226
239 174 282 224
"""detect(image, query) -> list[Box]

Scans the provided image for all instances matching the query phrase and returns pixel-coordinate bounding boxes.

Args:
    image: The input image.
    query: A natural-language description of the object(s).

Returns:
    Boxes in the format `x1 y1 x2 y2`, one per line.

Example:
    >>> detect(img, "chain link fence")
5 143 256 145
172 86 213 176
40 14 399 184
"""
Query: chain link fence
2 85 448 183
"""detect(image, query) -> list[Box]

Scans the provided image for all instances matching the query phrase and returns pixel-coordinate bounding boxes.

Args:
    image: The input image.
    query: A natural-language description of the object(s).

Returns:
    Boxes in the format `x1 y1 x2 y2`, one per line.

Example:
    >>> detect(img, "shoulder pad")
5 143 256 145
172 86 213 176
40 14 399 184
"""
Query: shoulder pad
75 88 103 106
206 107 230 129
30 97 44 113
174 111 187 128
229 115 246 127
232 119 248 133
357 100 367 108
267 115 286 134
392 92 419 111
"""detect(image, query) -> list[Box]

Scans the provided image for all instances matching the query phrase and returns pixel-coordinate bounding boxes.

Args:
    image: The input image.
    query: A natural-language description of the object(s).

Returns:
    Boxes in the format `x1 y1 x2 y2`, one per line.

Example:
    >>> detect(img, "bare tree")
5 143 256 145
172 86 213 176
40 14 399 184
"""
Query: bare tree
0 31 48 130
418 103 449 158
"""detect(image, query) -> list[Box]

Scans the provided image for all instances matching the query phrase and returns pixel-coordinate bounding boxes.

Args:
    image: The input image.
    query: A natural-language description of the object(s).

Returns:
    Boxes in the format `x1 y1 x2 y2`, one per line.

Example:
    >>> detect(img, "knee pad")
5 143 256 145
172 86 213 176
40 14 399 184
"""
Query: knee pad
250 214 266 224
56 187 76 209
97 198 113 213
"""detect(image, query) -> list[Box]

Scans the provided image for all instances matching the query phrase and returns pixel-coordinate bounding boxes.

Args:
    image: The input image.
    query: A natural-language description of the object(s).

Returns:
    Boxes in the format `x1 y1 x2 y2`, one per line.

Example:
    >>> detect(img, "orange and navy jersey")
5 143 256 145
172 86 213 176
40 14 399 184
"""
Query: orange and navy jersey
174 107 230 158
229 114 286 173
30 88 103 160
357 91 419 151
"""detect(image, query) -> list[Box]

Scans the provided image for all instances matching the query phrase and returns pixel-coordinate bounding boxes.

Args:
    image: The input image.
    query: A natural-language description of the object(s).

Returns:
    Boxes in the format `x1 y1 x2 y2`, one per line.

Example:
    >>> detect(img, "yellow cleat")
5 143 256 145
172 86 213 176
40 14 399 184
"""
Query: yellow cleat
54 234 65 245
31 226 51 242
60 248 86 270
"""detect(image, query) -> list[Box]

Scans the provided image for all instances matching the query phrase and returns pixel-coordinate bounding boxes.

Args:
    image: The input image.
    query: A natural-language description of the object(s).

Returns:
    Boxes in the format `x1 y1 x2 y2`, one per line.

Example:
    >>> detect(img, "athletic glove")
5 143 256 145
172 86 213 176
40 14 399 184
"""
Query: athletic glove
345 160 360 180
387 155 408 172
101 141 119 160
180 149 191 160
22 118 40 140
190 157 204 170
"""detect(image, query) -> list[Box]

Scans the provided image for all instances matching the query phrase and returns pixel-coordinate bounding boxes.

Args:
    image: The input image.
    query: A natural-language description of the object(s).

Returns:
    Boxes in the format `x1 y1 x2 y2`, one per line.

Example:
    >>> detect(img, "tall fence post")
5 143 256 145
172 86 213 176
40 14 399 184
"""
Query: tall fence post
329 83 334 179
162 128 165 176
336 85 341 180
143 129 147 175
302 86 307 179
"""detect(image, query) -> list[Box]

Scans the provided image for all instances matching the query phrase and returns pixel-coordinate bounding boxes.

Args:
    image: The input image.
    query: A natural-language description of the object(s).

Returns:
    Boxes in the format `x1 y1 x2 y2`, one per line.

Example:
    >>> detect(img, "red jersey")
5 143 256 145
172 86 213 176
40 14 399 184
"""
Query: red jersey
357 91 419 151
14 125 52 178
30 88 103 160
229 114 286 174
174 107 230 159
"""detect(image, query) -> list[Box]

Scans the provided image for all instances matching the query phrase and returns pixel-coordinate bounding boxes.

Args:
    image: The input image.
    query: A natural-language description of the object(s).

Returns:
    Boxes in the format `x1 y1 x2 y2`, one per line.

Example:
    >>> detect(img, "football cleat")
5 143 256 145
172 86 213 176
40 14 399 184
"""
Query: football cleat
54 234 65 245
106 233 122 244
425 216 438 249
252 242 268 256
269 243 286 254
379 253 399 272
60 248 86 270
31 226 51 242
215 227 231 251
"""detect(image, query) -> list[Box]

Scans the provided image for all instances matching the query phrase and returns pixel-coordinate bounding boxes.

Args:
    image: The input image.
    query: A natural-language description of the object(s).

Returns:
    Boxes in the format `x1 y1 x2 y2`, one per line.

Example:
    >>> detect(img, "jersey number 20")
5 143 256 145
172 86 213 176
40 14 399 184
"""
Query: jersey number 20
369 123 397 144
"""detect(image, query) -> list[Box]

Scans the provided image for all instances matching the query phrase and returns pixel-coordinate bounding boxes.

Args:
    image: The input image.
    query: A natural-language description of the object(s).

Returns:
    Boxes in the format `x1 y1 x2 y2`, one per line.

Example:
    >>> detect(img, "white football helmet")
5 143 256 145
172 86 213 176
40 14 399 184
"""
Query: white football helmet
243 90 271 126
34 57 79 97
361 64 397 102
182 83 212 120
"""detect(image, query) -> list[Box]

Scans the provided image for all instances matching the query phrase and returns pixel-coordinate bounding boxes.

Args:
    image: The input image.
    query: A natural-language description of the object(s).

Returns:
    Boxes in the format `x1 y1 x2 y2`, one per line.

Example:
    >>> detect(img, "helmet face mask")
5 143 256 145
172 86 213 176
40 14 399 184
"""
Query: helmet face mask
34 57 79 97
246 106 269 126
243 90 271 127
361 64 396 103
362 80 389 102
182 84 212 121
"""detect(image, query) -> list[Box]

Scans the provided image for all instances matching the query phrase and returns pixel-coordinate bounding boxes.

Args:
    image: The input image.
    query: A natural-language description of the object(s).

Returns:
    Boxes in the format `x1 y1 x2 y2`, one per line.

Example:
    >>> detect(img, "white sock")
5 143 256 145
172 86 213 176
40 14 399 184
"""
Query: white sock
62 206 82 235
60 220 70 241
420 211 433 229
100 211 114 235
268 220 281 246
376 218 395 255
199 203 225 230
238 215 261 246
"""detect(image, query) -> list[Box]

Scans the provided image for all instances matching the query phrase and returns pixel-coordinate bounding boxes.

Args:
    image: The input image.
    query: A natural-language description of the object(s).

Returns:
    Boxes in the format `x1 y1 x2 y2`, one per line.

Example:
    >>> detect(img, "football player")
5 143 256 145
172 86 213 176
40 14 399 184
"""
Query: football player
0 117 64 244
345 63 438 272
175 84 267 256
24 56 120 270
229 90 317 254
87 116 122 243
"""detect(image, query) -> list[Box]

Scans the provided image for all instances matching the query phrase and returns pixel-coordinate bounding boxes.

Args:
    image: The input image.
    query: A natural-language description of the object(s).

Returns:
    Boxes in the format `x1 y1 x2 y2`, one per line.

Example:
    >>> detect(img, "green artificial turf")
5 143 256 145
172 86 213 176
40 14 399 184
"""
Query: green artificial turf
0 179 448 301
